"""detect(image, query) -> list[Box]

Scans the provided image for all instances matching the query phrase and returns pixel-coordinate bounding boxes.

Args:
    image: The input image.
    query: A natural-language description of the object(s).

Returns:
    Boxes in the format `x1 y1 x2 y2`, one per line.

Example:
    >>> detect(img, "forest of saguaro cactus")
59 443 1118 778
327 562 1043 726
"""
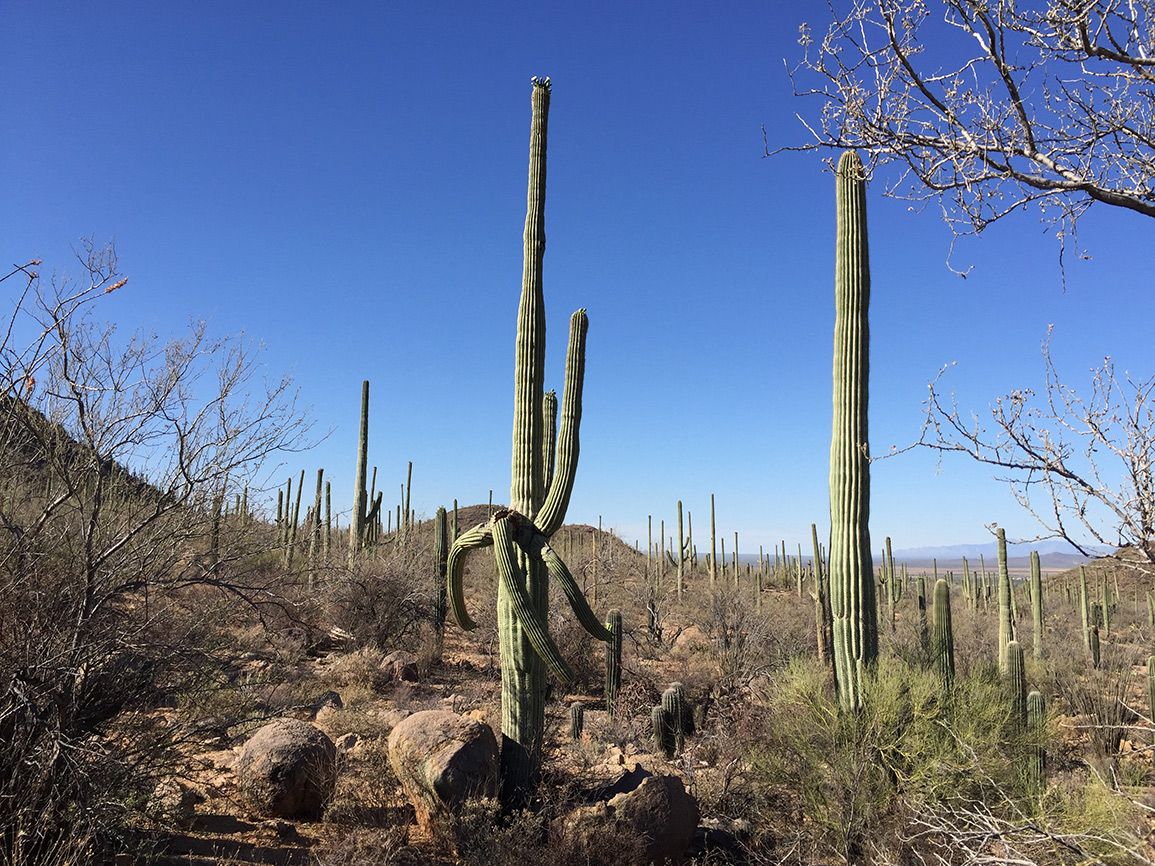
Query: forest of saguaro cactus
6 4 1155 865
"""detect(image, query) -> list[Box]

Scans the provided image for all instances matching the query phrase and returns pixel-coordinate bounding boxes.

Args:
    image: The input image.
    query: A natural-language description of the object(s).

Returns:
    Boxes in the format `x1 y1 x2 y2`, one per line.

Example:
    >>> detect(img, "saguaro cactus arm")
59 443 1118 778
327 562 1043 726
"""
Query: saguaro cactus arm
492 513 573 682
446 522 495 631
535 309 587 537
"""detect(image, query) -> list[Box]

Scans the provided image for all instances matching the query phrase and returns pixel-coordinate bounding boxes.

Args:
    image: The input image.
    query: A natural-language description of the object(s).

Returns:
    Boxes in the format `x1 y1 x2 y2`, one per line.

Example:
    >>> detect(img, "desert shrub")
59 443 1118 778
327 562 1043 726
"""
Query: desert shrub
749 657 1037 865
311 826 415 866
322 551 429 652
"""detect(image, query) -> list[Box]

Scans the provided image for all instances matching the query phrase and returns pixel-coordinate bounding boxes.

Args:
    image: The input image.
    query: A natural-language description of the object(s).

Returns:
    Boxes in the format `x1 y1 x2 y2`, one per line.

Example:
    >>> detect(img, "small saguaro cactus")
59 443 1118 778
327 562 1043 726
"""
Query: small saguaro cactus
1005 640 1027 734
652 705 675 759
605 609 623 718
997 528 1014 673
434 507 449 637
569 702 584 742
662 683 687 755
1079 566 1092 653
444 77 611 808
1027 689 1046 792
1030 550 1043 659
1090 624 1102 669
829 150 878 713
933 578 955 690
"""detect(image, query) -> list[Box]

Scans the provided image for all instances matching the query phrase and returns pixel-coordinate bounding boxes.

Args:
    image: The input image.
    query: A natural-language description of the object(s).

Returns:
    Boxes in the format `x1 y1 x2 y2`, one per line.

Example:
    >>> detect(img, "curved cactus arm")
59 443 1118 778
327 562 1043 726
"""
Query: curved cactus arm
492 514 574 683
520 529 612 642
535 309 587 536
446 522 493 630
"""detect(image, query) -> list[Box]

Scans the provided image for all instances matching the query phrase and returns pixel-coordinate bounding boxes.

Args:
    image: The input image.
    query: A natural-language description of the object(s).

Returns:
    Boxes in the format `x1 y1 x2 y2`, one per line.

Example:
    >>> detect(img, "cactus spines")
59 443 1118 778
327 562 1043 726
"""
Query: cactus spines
605 608 623 717
829 150 877 713
1030 550 1043 659
443 78 609 808
997 528 1014 673
933 578 955 690
652 705 674 759
1027 689 1046 791
349 380 370 560
569 702 584 742
662 683 687 755
1005 640 1027 733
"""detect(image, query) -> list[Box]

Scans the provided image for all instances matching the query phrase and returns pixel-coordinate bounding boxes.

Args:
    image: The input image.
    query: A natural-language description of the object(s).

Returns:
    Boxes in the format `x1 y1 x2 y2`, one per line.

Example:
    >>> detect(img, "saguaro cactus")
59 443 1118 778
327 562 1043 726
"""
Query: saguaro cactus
652 705 675 759
997 528 1014 673
829 150 877 712
605 608 623 718
933 578 955 690
569 702 584 742
445 78 610 807
349 380 370 561
662 683 687 755
1030 550 1043 659
1005 640 1027 733
434 507 448 638
1027 690 1046 792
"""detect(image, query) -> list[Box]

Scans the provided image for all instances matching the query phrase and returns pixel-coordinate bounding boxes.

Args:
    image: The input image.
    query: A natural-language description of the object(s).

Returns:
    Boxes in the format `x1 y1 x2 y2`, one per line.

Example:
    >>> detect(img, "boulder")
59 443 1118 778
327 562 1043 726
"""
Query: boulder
380 650 419 684
566 774 699 864
149 778 204 829
387 710 498 835
234 719 337 821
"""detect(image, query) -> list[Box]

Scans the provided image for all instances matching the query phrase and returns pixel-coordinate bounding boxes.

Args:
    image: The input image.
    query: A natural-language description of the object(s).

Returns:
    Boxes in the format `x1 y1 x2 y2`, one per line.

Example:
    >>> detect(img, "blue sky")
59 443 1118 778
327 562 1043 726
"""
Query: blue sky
3 1 1150 552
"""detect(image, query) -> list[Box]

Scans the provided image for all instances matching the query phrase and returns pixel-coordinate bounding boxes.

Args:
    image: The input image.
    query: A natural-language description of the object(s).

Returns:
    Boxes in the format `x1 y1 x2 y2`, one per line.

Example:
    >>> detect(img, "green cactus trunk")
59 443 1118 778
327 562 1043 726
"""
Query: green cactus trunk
709 493 717 585
1090 624 1101 669
662 683 687 755
605 608 622 718
933 578 955 690
1005 640 1027 734
434 506 448 639
349 380 369 561
569 702 584 742
829 151 877 713
652 705 674 759
676 500 684 597
1079 566 1092 654
1030 550 1043 659
997 528 1014 673
1027 689 1046 792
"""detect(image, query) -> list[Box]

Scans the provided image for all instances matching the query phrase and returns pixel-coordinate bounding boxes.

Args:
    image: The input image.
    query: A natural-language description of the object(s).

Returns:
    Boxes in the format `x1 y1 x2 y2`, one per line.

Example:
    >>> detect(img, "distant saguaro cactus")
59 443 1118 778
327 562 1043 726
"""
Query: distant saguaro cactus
997 528 1014 673
1030 550 1043 659
933 578 954 690
605 608 623 718
829 150 877 712
569 702 584 742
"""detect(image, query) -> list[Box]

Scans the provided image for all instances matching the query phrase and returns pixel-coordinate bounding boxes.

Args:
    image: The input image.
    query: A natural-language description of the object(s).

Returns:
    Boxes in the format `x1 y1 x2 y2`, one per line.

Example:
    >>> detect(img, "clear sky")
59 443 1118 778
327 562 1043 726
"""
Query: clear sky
3 2 1151 553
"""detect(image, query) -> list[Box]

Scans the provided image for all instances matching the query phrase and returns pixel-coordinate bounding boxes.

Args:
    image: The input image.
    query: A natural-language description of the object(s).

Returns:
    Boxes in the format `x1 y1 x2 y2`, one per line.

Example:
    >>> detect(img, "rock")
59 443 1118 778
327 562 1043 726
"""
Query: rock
335 733 361 752
149 778 204 829
566 774 698 864
387 709 498 836
593 762 652 800
380 650 419 684
234 719 337 821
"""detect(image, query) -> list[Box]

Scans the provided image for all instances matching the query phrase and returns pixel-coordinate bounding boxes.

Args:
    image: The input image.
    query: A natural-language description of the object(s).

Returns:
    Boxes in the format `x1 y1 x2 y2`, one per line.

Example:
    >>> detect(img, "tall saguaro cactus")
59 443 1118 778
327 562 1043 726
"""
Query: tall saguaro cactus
445 78 610 807
1030 550 1044 659
349 380 370 561
933 578 955 690
997 528 1014 673
829 150 877 713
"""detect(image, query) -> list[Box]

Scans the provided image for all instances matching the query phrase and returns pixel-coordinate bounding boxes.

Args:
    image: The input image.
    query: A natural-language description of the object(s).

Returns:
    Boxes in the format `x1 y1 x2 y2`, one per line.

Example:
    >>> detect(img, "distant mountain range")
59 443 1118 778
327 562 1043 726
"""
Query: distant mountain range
891 540 1110 572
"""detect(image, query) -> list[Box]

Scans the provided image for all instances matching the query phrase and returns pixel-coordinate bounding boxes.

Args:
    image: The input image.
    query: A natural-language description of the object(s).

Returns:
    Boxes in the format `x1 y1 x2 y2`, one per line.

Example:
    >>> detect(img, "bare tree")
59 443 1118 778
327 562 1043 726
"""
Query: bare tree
922 330 1155 572
777 0 1155 268
0 243 310 864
